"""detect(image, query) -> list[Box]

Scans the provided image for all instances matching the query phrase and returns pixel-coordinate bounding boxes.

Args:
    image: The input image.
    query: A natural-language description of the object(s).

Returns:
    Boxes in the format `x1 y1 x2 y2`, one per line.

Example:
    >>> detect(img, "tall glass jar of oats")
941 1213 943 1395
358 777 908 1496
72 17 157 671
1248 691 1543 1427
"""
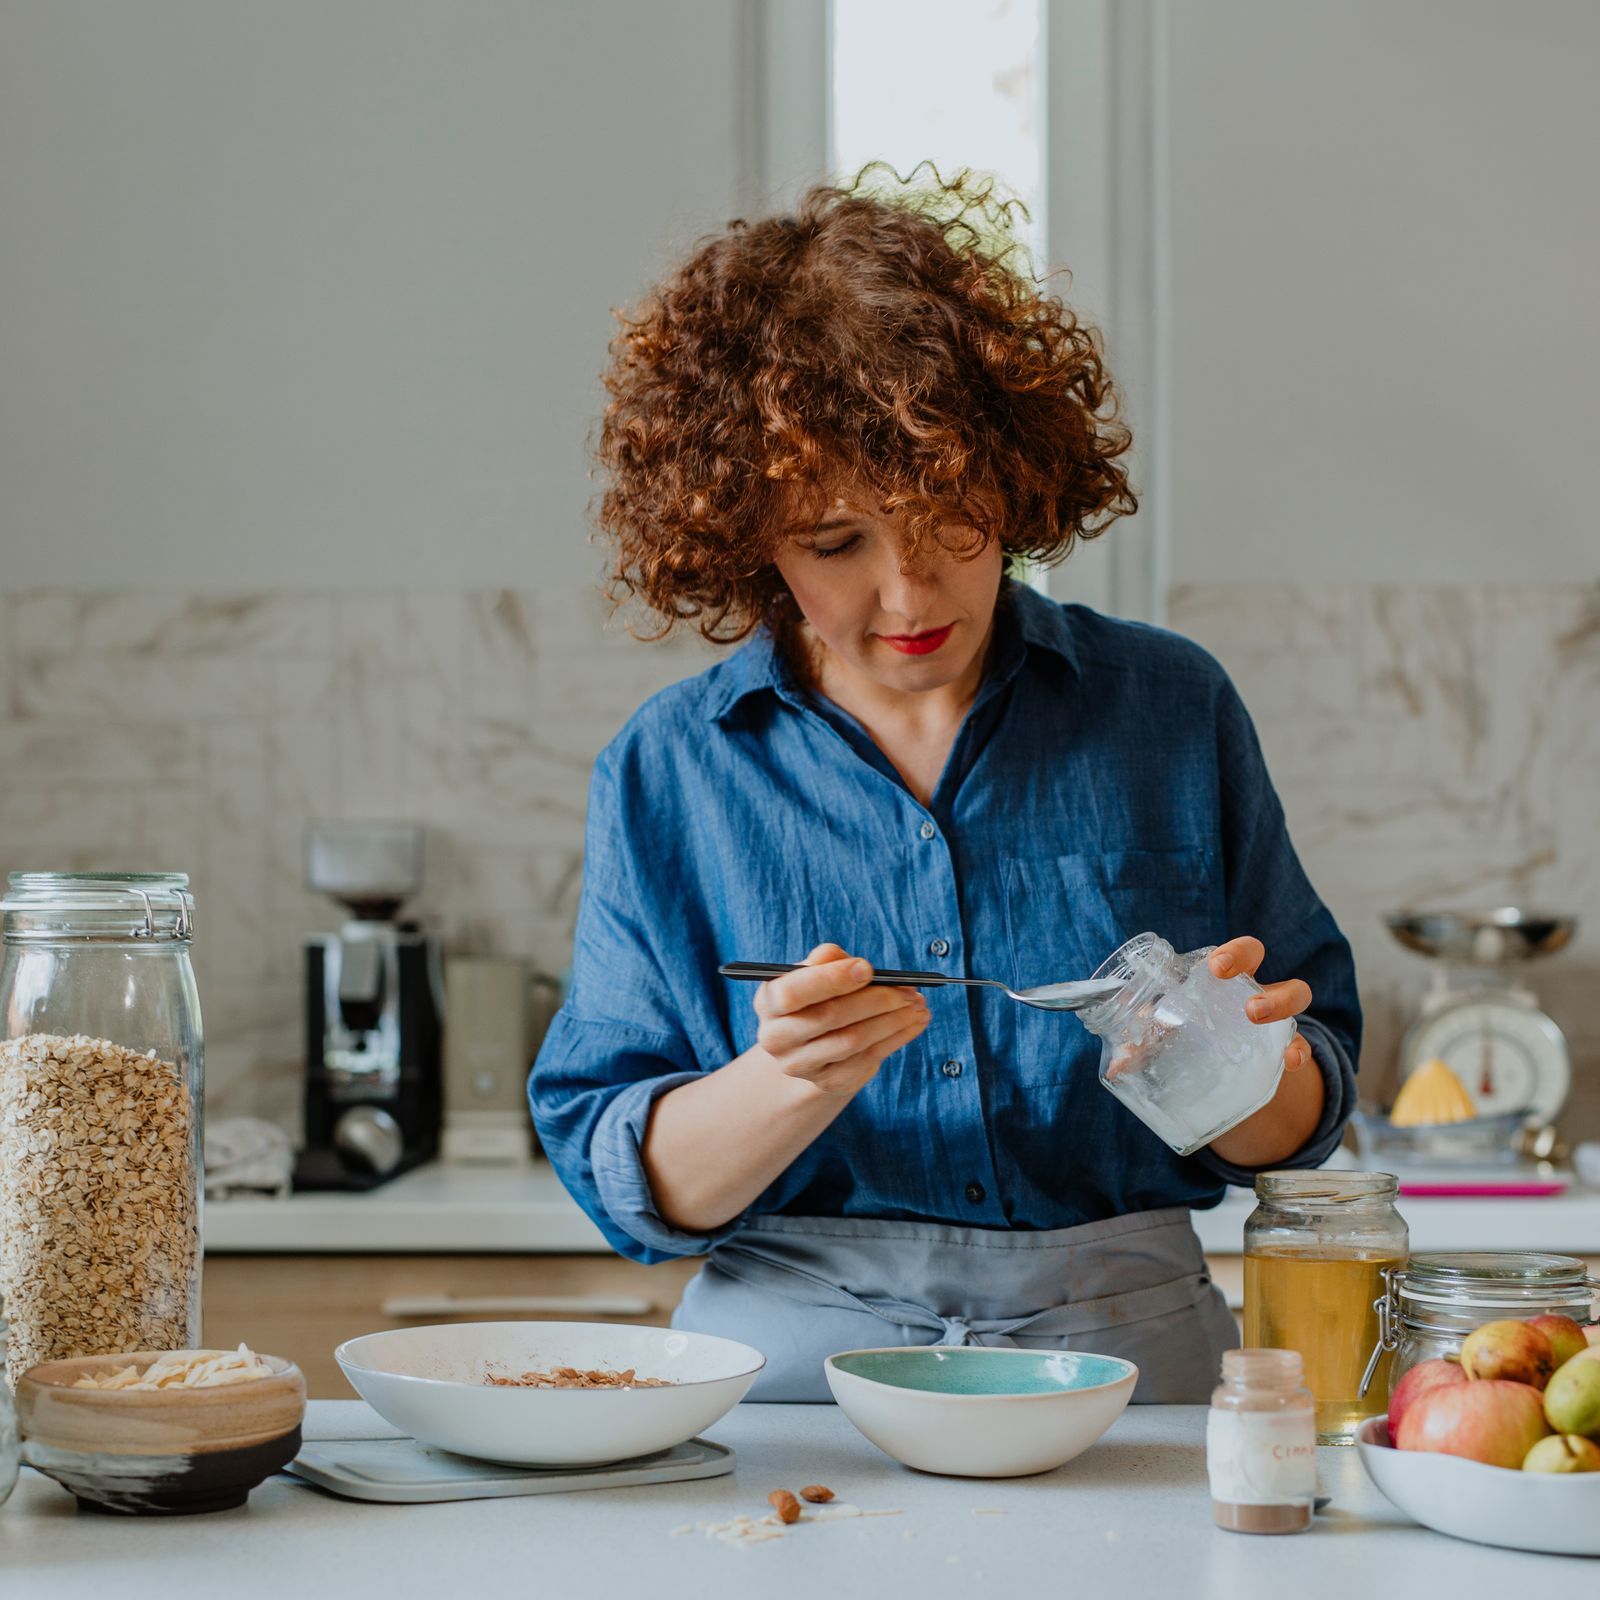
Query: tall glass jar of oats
0 1292 18 1501
0 873 202 1386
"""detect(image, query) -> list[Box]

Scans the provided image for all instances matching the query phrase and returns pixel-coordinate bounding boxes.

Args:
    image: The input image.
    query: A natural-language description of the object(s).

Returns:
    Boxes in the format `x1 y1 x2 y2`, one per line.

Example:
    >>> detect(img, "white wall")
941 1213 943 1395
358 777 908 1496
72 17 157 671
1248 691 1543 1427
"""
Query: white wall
1166 0 1600 583
8 3 1596 594
0 0 742 592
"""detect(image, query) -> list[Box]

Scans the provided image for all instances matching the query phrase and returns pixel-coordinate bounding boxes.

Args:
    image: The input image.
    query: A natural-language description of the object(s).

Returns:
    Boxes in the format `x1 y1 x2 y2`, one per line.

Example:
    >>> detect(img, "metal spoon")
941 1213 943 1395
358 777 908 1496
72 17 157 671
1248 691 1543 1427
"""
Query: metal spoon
718 962 1124 1013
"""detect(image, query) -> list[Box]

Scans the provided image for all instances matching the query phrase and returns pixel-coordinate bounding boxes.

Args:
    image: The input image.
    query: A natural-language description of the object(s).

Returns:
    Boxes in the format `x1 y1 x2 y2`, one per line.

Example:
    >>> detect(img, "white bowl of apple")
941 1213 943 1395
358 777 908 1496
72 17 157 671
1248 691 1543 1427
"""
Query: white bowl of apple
1356 1314 1600 1556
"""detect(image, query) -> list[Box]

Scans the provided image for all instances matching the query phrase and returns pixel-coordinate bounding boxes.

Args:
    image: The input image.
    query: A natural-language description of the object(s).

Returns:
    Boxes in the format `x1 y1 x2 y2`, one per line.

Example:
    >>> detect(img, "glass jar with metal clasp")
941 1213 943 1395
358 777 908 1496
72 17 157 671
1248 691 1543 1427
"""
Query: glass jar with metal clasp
0 872 203 1387
1359 1252 1600 1404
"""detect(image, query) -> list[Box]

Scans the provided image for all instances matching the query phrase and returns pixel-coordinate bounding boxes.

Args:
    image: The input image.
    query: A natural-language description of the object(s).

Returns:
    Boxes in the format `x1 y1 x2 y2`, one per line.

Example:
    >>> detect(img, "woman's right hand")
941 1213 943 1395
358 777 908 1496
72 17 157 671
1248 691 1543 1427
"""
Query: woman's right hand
753 942 931 1096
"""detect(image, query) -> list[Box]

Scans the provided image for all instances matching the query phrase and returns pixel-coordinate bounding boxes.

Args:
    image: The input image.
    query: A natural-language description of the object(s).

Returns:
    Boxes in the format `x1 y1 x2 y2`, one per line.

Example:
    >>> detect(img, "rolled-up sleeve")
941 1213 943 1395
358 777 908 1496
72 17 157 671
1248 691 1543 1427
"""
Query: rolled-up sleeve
534 1015 752 1261
1190 679 1362 1187
529 751 743 1263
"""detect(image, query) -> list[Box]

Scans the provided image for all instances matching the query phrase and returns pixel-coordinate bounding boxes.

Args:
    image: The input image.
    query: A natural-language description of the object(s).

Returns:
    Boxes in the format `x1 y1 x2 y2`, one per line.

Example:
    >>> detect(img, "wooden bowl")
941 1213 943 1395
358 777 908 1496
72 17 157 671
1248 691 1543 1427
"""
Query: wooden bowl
17 1350 306 1515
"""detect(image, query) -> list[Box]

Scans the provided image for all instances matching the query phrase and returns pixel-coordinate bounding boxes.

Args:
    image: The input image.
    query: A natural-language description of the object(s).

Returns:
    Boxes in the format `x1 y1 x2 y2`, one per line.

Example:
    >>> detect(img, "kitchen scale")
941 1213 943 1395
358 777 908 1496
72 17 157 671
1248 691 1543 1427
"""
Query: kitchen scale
288 1434 735 1504
1379 909 1577 1181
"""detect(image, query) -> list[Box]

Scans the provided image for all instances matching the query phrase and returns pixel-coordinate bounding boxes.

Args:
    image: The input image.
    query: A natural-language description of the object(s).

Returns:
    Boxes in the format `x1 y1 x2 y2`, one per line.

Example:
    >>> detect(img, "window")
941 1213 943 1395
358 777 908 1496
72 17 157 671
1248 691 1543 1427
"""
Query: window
828 0 1045 265
808 0 1165 621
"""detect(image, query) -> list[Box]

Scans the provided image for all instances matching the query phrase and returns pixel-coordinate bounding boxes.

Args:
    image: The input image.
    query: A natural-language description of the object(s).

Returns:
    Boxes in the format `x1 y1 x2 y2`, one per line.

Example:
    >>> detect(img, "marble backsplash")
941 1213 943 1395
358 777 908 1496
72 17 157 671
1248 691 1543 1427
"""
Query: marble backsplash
2 581 1597 1146
0 587 711 1129
1169 582 1600 1143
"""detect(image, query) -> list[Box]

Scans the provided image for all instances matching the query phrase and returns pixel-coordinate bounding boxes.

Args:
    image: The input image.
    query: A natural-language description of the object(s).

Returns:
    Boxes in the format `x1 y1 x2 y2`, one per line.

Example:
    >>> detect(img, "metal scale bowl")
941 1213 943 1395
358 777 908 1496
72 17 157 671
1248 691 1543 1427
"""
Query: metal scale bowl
1359 908 1577 1173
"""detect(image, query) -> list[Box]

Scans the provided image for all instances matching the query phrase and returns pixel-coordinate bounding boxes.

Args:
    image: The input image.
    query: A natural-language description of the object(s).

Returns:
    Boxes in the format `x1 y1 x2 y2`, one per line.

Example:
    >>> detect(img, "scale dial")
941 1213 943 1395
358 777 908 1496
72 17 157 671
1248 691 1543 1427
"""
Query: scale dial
1400 993 1570 1124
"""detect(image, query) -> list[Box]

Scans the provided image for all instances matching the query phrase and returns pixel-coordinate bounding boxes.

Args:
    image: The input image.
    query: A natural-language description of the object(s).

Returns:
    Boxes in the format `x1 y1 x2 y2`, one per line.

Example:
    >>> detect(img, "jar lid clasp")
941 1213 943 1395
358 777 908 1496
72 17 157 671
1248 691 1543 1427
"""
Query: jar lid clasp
1357 1266 1401 1399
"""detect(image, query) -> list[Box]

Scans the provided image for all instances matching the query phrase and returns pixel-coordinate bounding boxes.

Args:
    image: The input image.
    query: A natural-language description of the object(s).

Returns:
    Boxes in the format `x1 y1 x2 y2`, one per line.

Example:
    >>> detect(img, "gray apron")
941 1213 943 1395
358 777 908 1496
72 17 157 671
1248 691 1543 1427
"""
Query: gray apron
671 1207 1238 1403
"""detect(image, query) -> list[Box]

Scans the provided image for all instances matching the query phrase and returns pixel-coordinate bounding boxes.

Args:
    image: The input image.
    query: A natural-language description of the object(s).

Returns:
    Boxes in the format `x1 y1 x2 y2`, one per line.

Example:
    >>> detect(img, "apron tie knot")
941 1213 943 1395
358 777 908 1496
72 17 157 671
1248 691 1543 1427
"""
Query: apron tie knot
937 1316 978 1347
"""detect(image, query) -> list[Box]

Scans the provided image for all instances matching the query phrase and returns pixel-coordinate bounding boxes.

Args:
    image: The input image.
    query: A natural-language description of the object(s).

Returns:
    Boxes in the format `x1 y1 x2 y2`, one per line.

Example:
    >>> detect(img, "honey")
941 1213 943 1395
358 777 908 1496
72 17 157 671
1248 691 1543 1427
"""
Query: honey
1244 1249 1405 1443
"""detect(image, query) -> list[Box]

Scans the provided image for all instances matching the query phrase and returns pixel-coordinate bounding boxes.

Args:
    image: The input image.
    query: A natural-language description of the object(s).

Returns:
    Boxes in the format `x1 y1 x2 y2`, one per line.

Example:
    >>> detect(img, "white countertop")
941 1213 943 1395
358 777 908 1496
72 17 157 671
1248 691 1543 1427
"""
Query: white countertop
6 1400 1592 1597
203 1159 1600 1257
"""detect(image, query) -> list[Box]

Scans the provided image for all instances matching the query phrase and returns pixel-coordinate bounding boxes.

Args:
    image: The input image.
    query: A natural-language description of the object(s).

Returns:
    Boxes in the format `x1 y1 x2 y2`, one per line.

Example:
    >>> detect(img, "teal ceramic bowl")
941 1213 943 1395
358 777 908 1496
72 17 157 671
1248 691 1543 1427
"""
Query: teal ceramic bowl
824 1347 1138 1477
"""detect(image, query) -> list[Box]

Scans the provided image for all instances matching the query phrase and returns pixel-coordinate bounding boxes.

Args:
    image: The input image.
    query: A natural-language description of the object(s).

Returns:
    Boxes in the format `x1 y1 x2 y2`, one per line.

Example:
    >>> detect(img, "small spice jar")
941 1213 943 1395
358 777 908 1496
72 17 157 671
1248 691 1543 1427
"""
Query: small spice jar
1207 1348 1317 1534
1366 1252 1600 1396
1078 933 1296 1155
0 873 203 1386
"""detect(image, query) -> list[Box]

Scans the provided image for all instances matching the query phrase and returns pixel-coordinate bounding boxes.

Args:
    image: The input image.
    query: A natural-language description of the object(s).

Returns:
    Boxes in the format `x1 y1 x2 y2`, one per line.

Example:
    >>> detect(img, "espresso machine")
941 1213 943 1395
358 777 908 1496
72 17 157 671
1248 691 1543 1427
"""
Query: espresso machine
295 821 444 1191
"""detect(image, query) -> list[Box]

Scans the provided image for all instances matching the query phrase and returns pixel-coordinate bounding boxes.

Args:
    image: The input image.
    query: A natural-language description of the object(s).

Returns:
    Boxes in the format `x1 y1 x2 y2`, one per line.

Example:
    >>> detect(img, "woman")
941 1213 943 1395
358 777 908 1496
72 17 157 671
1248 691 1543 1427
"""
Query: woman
531 174 1359 1402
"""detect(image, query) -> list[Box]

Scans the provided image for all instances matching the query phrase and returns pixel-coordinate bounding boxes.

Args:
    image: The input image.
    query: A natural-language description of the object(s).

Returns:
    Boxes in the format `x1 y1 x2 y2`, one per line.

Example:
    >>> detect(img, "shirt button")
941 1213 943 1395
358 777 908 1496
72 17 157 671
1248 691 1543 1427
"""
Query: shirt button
918 820 936 841
928 937 950 957
965 1181 986 1204
941 1059 963 1078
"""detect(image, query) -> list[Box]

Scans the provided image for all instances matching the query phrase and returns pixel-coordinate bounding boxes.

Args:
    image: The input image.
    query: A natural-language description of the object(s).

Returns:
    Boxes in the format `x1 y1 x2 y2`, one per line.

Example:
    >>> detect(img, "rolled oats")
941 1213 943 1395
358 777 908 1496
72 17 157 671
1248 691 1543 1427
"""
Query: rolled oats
0 1033 199 1385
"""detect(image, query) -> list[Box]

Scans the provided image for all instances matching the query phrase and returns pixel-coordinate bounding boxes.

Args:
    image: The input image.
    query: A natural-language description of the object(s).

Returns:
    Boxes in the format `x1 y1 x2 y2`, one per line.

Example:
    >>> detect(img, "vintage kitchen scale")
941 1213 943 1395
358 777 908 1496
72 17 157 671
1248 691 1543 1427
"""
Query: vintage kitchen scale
1356 908 1578 1189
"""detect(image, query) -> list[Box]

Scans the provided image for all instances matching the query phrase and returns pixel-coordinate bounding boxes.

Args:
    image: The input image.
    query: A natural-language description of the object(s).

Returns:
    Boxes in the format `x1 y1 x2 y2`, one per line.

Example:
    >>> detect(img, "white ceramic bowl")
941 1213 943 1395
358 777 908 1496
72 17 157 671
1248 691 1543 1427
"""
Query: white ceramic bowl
824 1346 1137 1478
1356 1415 1600 1556
335 1322 764 1466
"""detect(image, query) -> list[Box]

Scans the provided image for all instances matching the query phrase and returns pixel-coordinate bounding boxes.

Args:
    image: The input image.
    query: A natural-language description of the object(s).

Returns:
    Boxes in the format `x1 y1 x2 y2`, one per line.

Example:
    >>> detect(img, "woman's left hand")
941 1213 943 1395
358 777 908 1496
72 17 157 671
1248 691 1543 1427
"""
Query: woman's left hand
1207 936 1315 1073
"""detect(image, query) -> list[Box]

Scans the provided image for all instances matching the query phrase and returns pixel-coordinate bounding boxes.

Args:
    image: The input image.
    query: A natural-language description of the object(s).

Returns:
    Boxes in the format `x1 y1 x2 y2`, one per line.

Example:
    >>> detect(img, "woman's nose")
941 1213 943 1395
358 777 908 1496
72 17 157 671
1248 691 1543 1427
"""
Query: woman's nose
880 551 939 613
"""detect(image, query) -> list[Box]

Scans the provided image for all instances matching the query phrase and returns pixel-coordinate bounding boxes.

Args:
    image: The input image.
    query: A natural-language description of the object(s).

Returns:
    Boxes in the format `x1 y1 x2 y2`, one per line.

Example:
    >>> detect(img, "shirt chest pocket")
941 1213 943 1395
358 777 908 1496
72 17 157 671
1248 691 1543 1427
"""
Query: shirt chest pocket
1001 847 1224 987
713 853 908 1058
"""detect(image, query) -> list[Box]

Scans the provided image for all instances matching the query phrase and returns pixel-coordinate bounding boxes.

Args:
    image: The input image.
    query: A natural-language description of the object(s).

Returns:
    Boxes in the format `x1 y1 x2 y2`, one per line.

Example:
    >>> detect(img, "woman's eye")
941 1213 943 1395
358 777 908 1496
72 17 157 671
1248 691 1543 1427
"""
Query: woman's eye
812 535 862 560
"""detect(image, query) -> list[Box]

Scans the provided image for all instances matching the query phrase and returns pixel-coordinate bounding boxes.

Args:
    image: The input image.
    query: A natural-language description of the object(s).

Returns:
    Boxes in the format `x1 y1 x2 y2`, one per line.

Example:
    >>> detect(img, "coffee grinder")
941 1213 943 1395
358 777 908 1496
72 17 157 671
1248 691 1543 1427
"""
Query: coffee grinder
295 821 444 1191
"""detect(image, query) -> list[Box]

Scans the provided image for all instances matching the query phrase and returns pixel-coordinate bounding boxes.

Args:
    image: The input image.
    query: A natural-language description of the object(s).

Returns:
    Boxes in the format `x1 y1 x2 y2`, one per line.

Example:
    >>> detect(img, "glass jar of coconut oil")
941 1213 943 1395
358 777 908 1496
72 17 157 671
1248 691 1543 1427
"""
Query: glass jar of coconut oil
1078 933 1295 1154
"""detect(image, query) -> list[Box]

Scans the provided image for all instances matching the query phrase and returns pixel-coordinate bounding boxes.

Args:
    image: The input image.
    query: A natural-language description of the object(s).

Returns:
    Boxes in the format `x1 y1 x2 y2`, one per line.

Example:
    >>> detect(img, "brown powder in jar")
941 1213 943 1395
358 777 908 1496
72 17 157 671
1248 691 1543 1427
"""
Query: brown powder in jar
1212 1500 1312 1534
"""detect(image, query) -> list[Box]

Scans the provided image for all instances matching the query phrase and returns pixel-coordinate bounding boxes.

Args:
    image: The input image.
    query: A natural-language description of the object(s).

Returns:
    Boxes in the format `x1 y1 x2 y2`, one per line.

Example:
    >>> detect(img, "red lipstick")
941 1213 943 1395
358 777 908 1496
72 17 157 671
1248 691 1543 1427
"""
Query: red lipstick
879 623 955 656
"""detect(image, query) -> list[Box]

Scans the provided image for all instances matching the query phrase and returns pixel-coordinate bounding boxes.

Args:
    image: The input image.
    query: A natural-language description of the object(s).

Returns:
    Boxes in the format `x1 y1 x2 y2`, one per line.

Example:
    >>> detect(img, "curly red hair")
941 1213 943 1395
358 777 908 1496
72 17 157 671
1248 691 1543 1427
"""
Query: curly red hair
597 168 1138 642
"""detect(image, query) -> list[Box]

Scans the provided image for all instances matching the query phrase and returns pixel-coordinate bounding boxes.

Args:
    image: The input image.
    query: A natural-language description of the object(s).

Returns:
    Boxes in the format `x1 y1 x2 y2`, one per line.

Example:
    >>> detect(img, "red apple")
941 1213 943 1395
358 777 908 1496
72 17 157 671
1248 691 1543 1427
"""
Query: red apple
1527 1315 1590 1370
1395 1379 1551 1469
1388 1358 1468 1445
1459 1319 1557 1388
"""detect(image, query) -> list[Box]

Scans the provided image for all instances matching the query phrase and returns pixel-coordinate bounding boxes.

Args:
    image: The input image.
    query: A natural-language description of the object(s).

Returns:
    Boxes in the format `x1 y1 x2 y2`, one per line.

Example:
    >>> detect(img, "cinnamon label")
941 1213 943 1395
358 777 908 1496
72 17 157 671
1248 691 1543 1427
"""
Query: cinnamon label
1205 1409 1316 1507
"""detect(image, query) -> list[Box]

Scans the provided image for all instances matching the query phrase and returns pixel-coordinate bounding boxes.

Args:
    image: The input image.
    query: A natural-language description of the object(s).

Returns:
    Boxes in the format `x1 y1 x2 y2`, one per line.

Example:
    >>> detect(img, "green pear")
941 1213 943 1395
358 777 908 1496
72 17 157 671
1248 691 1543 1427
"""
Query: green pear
1523 1434 1600 1472
1543 1354 1600 1438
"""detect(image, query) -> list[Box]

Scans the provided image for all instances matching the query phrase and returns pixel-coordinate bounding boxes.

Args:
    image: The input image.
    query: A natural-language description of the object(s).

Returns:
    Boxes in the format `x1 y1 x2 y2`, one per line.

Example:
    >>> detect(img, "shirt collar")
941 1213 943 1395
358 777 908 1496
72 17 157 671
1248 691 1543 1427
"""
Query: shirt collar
1007 576 1082 675
705 577 1080 725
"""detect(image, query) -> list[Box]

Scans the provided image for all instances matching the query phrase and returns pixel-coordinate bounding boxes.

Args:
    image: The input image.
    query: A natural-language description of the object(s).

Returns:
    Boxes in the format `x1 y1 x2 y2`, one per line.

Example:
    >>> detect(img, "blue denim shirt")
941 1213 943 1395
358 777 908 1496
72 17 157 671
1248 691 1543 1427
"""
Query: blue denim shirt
530 581 1360 1264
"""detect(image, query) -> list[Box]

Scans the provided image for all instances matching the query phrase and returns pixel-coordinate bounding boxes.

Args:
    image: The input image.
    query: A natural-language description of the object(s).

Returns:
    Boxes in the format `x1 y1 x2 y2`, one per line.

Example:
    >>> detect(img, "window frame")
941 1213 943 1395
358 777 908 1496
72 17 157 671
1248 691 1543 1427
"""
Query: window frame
738 0 1170 623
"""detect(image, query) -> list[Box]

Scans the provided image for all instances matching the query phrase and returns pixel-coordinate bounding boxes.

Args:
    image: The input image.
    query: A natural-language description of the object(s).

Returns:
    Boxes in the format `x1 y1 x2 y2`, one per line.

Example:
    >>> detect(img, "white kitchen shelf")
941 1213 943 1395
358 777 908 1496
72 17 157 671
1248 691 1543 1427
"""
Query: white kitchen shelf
203 1160 609 1253
1191 1185 1600 1257
202 1159 1600 1257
